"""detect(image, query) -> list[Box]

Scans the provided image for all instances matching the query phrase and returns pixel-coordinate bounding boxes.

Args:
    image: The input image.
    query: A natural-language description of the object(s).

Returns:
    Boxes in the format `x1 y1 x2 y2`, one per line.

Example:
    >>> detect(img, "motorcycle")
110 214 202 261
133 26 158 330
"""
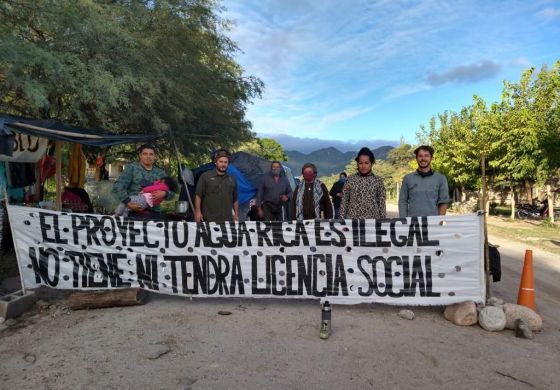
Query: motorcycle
516 199 560 219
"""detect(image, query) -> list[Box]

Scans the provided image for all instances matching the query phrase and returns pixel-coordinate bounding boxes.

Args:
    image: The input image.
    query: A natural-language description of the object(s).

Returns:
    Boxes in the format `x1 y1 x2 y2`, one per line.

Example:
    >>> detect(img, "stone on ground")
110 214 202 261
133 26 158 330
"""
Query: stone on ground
503 303 542 332
443 301 477 326
487 297 504 307
142 343 171 360
478 306 506 331
515 319 534 339
398 309 415 320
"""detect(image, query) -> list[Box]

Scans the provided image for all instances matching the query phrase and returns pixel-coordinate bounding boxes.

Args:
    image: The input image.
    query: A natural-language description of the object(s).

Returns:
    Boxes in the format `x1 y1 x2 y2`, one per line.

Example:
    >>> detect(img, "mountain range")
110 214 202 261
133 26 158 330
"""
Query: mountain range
284 146 393 176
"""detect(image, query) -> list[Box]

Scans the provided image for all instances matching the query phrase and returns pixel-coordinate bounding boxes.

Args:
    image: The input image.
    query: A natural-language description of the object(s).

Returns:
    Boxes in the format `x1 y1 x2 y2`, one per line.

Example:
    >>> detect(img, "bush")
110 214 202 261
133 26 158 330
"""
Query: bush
450 198 479 213
540 217 559 229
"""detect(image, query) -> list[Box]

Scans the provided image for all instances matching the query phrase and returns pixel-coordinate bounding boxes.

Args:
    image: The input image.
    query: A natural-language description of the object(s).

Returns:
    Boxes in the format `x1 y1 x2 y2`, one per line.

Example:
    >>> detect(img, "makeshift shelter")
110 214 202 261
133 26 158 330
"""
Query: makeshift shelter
0 113 156 152
0 113 158 249
0 112 157 198
229 151 296 190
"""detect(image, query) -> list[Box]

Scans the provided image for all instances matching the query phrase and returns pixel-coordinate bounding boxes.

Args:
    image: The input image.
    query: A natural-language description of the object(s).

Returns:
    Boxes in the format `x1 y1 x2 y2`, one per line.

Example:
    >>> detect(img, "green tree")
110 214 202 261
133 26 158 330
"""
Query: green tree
384 139 415 198
259 138 288 161
235 137 287 161
494 72 542 217
0 0 263 159
418 62 560 221
532 62 560 222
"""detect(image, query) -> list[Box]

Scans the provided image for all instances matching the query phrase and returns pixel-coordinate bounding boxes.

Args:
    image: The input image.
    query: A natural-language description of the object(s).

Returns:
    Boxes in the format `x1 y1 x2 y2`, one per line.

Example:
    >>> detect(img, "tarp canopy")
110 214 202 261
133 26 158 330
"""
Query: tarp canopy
0 113 158 153
190 152 297 206
230 151 296 190
192 162 257 205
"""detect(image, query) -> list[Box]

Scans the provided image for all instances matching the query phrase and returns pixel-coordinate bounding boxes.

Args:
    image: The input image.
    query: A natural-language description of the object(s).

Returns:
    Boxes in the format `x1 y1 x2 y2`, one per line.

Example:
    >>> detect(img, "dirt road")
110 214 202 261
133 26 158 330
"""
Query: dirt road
0 210 559 389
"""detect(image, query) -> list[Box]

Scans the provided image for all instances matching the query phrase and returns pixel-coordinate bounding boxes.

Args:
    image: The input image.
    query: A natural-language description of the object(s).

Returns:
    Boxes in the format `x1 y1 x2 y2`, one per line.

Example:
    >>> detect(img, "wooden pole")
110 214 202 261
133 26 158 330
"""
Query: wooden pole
174 142 195 213
481 154 491 300
34 162 41 203
3 188 26 295
67 288 147 310
55 140 62 210
546 183 555 223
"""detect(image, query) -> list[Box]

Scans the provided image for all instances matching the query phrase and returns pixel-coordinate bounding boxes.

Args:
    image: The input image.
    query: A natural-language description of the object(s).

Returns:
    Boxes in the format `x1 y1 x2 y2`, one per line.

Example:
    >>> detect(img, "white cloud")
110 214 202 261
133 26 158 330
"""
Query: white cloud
222 0 556 140
538 7 560 20
384 83 431 100
510 57 531 67
319 106 373 127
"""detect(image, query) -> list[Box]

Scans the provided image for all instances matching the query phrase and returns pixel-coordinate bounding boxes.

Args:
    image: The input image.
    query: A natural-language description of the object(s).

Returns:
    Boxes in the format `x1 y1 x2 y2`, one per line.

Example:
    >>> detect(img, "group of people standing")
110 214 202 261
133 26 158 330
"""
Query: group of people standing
112 143 449 222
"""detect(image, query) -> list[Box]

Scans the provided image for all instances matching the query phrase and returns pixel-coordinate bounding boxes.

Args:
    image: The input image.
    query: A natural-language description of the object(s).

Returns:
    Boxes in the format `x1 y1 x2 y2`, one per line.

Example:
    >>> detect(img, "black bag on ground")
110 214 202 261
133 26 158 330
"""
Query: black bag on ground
489 244 501 282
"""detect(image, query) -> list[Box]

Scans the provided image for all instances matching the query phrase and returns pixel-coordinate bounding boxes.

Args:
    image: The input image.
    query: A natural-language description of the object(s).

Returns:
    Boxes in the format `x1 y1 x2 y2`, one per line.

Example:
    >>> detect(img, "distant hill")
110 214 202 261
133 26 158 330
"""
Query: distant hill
284 145 394 176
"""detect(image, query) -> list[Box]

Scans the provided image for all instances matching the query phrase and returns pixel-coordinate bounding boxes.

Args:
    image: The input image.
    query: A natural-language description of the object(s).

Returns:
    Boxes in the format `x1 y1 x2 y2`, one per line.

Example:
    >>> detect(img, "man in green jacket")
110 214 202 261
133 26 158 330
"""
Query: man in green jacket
112 143 174 218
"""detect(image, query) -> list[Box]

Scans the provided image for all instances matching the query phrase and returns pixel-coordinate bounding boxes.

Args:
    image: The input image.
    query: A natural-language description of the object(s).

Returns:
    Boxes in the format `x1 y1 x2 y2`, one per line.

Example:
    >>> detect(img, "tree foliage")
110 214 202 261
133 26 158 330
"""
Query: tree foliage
418 61 560 219
235 137 287 161
0 0 263 159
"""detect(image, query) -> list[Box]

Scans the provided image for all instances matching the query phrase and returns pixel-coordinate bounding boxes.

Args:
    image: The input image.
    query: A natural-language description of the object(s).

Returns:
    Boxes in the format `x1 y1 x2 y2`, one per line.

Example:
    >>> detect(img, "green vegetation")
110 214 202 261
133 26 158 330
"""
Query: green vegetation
235 137 288 161
487 217 560 255
0 0 263 160
418 62 560 222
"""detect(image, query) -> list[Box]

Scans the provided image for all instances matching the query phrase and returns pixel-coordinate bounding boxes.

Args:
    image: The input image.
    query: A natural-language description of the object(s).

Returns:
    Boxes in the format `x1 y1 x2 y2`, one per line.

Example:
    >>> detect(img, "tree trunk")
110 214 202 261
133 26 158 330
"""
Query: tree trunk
460 186 466 202
67 288 147 310
484 175 490 216
55 141 63 210
547 183 554 223
94 166 101 182
525 180 533 203
480 155 490 300
510 185 516 219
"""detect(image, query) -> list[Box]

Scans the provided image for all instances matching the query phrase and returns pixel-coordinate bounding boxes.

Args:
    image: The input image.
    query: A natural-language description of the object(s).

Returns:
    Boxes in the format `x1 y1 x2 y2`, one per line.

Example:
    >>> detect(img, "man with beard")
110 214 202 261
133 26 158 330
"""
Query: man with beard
256 161 292 221
398 145 449 217
195 149 239 222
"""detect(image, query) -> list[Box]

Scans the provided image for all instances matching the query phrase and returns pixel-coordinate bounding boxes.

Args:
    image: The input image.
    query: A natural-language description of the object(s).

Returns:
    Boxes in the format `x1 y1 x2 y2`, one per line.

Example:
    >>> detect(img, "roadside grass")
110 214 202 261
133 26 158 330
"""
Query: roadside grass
390 201 559 255
486 215 560 255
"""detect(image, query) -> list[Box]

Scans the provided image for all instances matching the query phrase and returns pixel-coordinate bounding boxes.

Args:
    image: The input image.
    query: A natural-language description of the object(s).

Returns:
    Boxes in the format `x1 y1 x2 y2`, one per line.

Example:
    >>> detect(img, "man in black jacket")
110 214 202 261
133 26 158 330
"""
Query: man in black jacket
256 161 292 221
329 172 347 219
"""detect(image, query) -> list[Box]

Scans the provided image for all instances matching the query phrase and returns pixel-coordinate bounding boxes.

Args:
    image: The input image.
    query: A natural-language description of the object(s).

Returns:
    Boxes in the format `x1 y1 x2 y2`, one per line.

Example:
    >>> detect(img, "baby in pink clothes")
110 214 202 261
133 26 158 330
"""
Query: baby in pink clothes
114 176 177 217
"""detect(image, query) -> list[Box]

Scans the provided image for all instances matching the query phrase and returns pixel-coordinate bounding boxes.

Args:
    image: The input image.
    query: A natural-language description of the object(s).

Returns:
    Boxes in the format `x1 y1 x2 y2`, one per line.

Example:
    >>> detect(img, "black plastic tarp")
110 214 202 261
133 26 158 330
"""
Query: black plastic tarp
230 152 274 189
188 151 296 193
0 113 157 153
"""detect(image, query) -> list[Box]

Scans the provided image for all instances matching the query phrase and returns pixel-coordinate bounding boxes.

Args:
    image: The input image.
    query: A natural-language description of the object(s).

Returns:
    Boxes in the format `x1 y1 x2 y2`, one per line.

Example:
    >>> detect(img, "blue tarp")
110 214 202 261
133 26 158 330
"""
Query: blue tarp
192 163 257 206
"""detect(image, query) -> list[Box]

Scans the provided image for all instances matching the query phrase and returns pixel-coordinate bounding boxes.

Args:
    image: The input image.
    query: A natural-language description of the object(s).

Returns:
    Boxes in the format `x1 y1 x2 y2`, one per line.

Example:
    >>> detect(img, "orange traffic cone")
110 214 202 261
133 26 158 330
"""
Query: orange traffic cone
517 250 536 311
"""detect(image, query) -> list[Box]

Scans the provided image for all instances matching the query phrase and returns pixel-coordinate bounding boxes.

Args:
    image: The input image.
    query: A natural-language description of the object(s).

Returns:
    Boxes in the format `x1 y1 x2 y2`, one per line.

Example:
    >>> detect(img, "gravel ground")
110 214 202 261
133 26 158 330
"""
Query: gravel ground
1 206 558 389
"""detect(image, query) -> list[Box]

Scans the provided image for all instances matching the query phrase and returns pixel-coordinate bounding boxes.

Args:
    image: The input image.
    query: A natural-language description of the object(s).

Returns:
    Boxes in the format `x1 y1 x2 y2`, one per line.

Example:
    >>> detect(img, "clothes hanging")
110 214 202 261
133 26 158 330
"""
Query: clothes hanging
67 143 86 188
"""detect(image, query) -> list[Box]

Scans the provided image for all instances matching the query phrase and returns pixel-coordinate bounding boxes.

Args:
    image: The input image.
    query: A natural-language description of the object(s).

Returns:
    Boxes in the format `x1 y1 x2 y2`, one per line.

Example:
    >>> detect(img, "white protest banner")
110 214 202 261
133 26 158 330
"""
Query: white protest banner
7 205 485 305
0 133 49 162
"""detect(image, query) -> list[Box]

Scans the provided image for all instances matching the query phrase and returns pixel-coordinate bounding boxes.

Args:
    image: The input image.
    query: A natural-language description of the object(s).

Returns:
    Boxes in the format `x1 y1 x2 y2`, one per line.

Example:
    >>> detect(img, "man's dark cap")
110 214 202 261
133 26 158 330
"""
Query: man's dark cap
214 148 231 160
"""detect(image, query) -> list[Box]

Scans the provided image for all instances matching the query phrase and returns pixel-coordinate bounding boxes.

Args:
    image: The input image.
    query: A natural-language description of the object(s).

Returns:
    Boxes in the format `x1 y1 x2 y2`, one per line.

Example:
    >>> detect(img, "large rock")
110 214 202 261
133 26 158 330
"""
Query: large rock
487 297 504 307
503 303 542 332
478 306 506 331
443 301 478 326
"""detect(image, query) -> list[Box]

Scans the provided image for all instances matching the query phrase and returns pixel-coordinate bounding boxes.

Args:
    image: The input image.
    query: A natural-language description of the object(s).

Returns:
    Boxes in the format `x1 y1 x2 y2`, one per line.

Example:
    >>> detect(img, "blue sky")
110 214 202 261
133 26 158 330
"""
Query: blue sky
222 0 560 151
